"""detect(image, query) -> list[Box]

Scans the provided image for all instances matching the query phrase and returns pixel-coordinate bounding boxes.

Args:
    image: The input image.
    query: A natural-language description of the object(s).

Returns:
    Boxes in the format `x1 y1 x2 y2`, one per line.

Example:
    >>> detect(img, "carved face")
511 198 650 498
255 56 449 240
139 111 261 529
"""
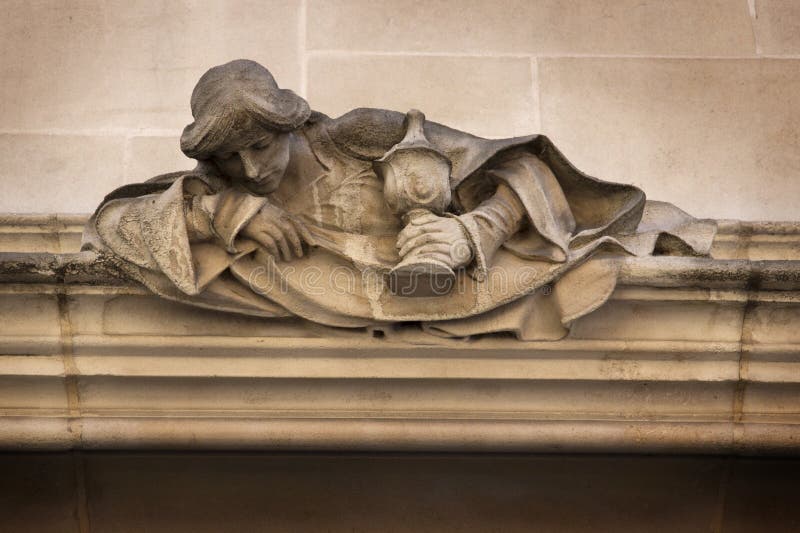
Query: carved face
211 128 292 195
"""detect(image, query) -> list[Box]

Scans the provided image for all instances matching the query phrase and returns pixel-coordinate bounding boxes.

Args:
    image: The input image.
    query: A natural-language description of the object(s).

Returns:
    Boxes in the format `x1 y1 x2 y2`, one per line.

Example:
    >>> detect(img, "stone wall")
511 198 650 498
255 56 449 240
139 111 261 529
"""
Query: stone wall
1 0 798 220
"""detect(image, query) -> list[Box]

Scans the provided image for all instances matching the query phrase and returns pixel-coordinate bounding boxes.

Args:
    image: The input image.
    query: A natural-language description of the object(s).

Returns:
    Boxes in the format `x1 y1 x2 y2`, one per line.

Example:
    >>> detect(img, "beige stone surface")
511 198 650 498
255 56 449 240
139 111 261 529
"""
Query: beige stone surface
538 58 800 220
75 374 734 417
308 55 537 138
0 134 124 213
712 221 800 260
0 0 301 132
754 0 800 55
570 300 745 342
745 302 800 344
0 374 69 413
0 215 86 253
98 295 313 337
0 294 61 339
308 0 755 56
124 136 194 184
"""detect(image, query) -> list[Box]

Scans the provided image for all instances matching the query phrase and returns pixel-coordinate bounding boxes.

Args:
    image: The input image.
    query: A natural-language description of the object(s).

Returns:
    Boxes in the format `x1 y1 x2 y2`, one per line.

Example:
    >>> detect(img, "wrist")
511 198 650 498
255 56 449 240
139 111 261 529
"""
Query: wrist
212 189 268 253
446 213 477 269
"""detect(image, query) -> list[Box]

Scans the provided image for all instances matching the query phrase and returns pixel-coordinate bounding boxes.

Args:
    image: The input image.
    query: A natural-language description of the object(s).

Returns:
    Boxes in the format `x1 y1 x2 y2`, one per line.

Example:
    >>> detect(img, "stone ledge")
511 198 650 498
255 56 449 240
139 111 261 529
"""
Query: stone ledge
0 219 798 453
4 215 800 259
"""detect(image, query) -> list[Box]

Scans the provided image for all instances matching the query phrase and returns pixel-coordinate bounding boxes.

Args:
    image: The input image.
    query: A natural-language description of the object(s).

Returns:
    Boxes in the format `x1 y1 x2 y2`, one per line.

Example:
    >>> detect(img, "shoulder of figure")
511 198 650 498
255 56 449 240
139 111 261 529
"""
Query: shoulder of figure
325 107 407 160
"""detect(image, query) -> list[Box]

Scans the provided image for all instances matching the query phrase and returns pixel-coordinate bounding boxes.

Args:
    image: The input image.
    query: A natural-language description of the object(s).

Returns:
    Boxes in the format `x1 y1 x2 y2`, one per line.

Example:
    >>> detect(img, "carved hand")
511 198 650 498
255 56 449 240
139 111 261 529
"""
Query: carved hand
396 212 474 270
240 202 313 261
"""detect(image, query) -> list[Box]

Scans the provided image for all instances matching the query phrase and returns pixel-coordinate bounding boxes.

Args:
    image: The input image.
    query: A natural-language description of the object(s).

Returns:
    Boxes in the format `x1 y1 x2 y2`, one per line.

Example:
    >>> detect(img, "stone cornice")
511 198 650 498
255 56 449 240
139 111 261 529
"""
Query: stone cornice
1 215 799 453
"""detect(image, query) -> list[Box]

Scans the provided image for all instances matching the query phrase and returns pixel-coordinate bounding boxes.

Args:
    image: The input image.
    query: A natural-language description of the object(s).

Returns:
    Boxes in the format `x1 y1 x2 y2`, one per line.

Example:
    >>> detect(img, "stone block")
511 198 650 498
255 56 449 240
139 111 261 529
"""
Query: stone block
743 383 800 418
308 55 536 138
0 375 68 412
538 58 800 220
569 300 745 342
0 294 61 338
753 0 800 55
0 134 124 213
0 0 301 132
308 0 755 56
744 302 800 344
124 136 195 184
99 295 313 337
0 233 62 254
0 215 87 253
0 231 81 253
75 376 734 419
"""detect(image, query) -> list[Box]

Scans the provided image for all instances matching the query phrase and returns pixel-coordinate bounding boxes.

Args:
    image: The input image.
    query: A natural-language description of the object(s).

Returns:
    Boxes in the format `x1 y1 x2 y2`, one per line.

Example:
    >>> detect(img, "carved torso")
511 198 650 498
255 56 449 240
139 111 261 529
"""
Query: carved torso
270 119 402 237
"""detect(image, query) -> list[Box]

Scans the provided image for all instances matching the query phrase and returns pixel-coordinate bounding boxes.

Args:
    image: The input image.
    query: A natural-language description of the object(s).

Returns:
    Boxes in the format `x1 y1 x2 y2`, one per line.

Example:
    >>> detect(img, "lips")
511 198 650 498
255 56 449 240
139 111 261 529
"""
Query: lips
247 169 283 193
256 172 281 186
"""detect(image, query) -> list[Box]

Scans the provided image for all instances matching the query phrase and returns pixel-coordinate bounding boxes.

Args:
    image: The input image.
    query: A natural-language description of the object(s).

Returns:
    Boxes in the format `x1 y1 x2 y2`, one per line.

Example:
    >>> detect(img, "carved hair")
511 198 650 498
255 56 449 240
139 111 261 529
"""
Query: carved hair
180 59 310 160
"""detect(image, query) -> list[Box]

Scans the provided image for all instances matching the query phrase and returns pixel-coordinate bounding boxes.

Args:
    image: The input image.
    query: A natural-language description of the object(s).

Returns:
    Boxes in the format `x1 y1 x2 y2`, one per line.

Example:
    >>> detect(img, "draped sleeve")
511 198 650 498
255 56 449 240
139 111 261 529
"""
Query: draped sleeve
88 175 267 296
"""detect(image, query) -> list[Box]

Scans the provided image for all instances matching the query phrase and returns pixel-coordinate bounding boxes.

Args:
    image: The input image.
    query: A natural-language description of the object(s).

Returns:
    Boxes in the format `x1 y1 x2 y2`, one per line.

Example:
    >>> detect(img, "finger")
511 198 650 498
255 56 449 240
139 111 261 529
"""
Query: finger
398 232 446 257
275 233 291 262
291 218 316 248
241 218 266 240
397 227 445 251
263 223 292 262
399 217 451 237
400 243 449 257
280 221 304 258
256 233 279 258
397 223 441 248
408 212 441 226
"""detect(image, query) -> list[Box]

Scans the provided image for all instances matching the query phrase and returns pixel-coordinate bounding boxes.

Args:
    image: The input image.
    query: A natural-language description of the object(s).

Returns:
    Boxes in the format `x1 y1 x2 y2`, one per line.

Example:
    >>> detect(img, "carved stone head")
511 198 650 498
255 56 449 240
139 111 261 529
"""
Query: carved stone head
180 59 310 160
180 60 310 193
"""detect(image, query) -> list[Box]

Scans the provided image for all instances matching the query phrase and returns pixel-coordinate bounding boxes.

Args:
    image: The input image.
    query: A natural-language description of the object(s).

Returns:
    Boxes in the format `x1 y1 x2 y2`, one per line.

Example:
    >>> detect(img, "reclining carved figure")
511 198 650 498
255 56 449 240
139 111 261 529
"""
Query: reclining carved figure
83 59 716 339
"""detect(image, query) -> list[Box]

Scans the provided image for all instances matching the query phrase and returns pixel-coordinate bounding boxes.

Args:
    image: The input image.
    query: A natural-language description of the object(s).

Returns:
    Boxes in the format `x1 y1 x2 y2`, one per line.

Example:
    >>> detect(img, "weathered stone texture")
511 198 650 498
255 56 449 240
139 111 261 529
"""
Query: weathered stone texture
0 0 301 132
308 0 755 56
124 136 194 184
538 58 800 220
0 134 124 213
308 55 537 138
754 0 800 55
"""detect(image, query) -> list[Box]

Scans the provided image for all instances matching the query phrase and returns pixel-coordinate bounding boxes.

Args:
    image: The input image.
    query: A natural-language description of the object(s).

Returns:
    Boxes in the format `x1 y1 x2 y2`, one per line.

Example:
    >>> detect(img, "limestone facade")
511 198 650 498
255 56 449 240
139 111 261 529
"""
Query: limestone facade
2 1 800 220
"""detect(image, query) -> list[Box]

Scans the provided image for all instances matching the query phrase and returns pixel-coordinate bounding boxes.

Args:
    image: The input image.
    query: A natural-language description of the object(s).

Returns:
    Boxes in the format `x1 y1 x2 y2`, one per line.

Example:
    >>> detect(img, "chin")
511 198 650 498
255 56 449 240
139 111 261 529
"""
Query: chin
249 171 284 194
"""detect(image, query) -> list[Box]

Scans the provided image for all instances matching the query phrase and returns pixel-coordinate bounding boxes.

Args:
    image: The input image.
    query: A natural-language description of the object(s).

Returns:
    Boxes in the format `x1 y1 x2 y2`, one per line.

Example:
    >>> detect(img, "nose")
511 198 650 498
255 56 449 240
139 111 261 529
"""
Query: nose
239 149 260 179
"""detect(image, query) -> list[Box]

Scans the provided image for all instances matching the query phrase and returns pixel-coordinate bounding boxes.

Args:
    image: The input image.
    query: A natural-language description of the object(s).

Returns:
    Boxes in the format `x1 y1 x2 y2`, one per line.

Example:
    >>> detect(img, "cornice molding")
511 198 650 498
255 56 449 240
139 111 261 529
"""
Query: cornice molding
0 216 798 453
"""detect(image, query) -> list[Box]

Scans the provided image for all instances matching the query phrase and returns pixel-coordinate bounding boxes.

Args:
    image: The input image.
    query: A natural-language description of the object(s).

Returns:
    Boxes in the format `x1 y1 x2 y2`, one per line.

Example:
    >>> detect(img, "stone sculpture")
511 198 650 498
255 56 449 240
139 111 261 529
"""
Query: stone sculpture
82 59 717 339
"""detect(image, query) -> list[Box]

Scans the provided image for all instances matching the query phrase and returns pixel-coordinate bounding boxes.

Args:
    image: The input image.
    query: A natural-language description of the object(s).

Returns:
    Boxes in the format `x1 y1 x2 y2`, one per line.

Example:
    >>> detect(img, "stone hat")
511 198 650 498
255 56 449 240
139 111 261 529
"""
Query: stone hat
181 59 310 159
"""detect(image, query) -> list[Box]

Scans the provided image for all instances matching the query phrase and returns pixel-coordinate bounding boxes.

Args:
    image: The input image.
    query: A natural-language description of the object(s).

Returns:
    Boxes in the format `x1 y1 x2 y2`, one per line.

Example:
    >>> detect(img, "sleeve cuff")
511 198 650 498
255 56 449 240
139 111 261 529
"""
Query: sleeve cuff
211 189 268 253
448 212 488 282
